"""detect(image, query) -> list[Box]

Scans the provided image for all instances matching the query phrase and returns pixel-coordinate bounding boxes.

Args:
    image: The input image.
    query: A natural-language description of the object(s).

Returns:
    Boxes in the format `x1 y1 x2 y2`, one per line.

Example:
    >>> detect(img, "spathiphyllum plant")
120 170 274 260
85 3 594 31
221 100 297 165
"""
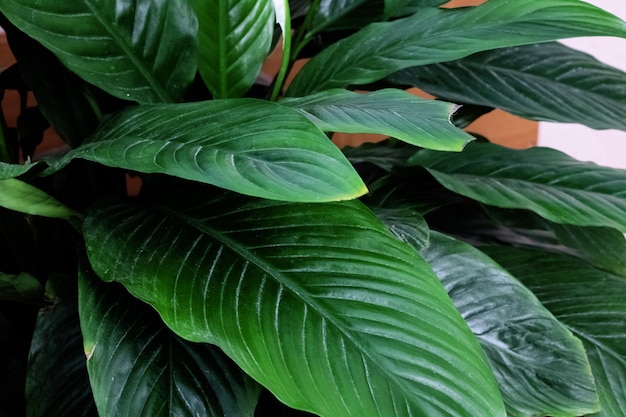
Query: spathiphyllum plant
1 0 626 416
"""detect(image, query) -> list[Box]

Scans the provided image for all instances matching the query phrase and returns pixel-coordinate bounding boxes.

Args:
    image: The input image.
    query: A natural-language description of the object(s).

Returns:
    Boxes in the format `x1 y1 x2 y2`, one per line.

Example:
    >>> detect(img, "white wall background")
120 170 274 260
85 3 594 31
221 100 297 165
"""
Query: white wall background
538 0 626 168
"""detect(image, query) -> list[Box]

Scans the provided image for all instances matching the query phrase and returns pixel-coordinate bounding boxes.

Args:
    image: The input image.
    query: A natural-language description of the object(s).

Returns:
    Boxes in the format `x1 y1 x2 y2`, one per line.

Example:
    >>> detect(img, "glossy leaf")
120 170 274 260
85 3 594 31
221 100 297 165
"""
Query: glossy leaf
371 206 430 250
287 0 626 95
311 0 383 33
384 0 449 19
0 272 42 304
281 89 473 151
83 187 506 417
0 0 198 103
550 224 626 277
78 262 261 417
485 247 626 417
389 42 626 131
0 161 41 180
422 232 599 417
410 142 626 233
191 0 273 98
52 100 366 202
0 179 79 219
342 141 416 172
26 275 97 417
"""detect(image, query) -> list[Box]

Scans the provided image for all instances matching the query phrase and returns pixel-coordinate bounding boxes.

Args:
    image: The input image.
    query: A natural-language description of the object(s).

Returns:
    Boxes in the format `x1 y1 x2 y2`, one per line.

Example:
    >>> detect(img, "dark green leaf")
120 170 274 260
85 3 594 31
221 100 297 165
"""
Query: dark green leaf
0 272 42 304
0 179 79 219
26 275 97 417
310 0 384 33
79 262 260 417
342 141 416 172
388 42 626 131
83 187 506 417
287 0 626 95
0 0 198 103
549 224 626 277
384 0 449 19
52 100 366 202
485 247 626 417
191 0 273 98
410 142 626 233
371 206 430 250
422 233 599 417
281 89 473 151
0 161 42 180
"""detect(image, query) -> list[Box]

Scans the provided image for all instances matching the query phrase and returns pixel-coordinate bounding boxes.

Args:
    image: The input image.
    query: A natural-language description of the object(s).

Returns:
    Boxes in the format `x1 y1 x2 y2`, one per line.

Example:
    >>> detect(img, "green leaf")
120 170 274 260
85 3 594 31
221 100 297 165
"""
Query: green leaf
421 233 599 417
281 89 473 151
342 141 416 172
191 0 273 98
311 0 383 33
0 0 198 103
78 262 260 417
83 187 506 417
26 275 97 417
388 42 626 131
53 99 366 202
0 179 79 219
383 0 449 19
0 272 42 304
410 142 626 233
549 224 626 277
287 0 626 96
485 247 626 417
371 206 430 250
0 161 41 180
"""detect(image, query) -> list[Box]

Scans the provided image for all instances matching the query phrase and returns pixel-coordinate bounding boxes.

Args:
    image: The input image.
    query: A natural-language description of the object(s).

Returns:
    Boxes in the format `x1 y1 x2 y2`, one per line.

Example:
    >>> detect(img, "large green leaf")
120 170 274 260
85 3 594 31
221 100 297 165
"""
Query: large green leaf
485 247 626 417
0 272 42 304
287 0 626 95
281 89 473 151
0 161 41 180
388 42 626 131
191 0 273 98
83 186 506 417
26 275 97 417
421 233 599 417
371 206 430 250
410 142 626 233
0 0 198 103
0 179 79 219
78 262 260 417
51 99 366 202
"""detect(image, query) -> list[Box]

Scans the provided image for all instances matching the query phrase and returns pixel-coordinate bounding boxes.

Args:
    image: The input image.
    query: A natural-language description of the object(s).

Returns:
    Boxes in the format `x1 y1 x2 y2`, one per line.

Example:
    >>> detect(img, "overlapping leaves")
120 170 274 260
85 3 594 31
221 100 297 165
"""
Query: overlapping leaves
421 232 599 417
388 42 626 131
0 0 198 103
485 247 626 417
79 263 261 417
287 0 626 95
410 142 626 232
82 186 506 417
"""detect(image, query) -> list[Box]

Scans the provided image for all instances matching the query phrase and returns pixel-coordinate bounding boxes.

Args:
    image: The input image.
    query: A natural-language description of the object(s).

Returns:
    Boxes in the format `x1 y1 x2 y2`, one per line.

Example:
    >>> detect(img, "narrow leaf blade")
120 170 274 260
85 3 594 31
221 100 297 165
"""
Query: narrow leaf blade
83 187 506 417
410 142 626 233
58 99 366 202
388 42 626 131
0 179 78 219
287 0 626 95
191 0 274 98
0 0 198 103
422 233 599 417
281 89 473 151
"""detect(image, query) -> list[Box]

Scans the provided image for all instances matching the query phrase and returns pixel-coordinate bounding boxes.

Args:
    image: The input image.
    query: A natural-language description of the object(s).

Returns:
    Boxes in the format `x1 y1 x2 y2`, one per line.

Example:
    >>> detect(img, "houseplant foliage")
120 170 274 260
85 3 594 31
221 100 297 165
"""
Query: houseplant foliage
0 0 625 415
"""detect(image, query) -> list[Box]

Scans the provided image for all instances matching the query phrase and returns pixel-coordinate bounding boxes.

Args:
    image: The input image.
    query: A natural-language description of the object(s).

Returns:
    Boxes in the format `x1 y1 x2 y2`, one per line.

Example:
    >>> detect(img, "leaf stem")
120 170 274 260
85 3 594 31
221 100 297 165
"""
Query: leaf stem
270 1 292 101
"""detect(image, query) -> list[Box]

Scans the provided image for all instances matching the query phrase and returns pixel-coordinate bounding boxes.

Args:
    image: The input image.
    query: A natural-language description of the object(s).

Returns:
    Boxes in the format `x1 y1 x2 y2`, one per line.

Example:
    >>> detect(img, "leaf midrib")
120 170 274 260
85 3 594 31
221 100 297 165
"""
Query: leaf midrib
161 204 430 414
83 0 171 102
